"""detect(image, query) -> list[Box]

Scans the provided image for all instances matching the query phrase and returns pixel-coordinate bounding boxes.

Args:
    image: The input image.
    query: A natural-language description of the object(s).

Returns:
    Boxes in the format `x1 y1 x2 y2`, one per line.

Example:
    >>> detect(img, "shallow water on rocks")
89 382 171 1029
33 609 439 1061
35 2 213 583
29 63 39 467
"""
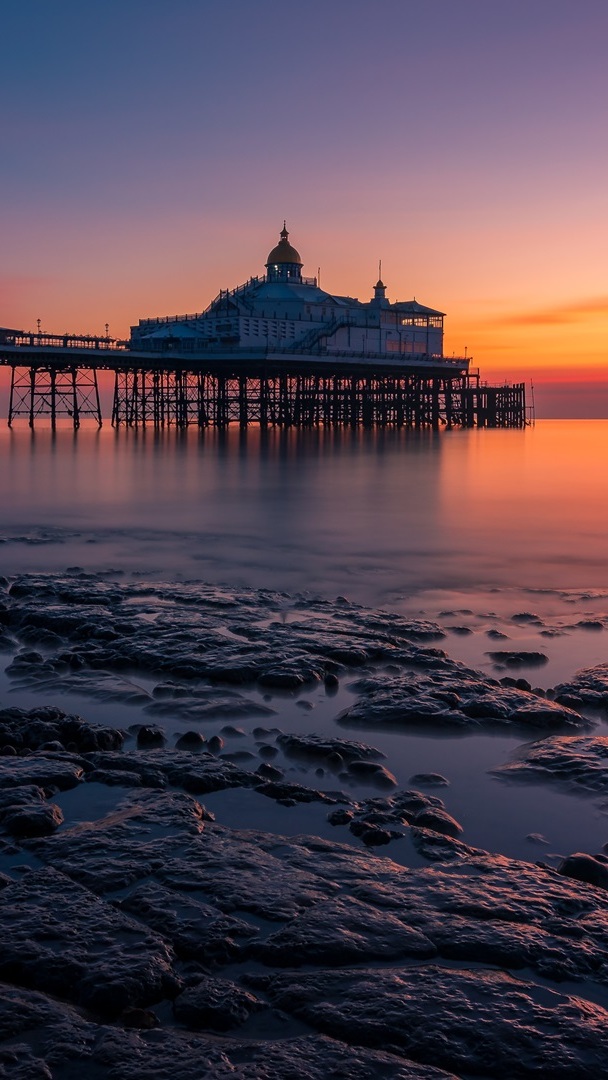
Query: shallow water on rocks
2 420 608 867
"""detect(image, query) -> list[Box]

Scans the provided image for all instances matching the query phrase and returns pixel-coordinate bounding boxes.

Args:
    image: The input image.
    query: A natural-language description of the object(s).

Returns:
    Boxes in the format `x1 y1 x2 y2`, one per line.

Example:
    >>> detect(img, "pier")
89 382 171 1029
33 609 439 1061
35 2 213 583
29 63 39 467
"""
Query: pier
0 330 526 430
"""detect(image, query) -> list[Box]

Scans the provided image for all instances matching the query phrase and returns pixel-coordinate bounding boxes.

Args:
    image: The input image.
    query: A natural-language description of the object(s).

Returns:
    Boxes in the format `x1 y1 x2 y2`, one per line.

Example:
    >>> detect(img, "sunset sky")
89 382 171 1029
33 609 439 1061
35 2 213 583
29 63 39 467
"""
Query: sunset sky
2 0 607 417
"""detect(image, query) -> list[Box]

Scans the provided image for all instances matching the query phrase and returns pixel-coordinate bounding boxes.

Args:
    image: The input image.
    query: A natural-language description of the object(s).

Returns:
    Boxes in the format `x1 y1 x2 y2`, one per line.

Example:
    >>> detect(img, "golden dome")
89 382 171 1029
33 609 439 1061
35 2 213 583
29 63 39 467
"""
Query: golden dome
266 222 302 266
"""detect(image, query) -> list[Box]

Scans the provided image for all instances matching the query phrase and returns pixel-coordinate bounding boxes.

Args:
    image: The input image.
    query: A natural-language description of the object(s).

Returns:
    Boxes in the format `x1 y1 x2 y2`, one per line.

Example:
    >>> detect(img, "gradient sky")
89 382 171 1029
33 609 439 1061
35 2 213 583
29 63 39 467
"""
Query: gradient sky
2 0 607 417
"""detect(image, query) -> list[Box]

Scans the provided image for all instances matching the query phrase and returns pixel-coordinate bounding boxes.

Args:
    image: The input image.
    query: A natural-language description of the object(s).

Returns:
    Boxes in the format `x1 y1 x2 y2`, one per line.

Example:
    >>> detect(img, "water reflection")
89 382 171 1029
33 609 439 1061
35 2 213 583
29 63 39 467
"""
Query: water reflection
0 422 607 607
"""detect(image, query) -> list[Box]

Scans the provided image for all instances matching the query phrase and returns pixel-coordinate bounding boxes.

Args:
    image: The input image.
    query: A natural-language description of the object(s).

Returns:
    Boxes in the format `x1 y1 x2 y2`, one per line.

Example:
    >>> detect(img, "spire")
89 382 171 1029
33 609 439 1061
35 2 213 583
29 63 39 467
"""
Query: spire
372 262 389 306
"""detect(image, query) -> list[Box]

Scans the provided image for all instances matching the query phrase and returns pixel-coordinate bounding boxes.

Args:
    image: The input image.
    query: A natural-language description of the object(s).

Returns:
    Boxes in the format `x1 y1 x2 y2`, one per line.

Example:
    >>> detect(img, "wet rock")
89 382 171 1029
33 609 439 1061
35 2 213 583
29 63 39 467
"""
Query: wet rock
175 731 206 750
256 894 436 967
87 768 144 787
86 748 253 796
120 1006 160 1029
559 853 608 890
255 762 284 781
252 965 608 1078
494 735 608 795
346 761 397 788
257 742 279 759
3 801 64 838
257 663 322 689
487 650 548 667
0 754 84 792
340 666 583 732
277 732 384 765
412 807 463 838
500 675 533 691
206 735 224 754
0 867 179 1016
173 975 264 1030
409 772 449 787
0 706 123 754
135 725 166 749
119 881 257 963
254 779 346 806
94 1028 459 1079
554 663 608 710
526 832 550 845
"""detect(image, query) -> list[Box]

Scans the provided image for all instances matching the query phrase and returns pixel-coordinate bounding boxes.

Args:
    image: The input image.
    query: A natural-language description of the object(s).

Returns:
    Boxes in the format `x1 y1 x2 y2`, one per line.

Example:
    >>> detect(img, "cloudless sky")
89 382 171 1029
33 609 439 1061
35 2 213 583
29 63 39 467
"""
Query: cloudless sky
2 0 607 415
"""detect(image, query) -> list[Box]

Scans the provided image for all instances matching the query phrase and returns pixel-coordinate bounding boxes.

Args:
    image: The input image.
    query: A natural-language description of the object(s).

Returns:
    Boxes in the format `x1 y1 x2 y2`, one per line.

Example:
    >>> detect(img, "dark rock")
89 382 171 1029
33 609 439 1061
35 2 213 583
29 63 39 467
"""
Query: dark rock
409 773 449 787
488 650 548 667
554 664 608 711
136 725 166 748
254 779 345 806
277 732 384 766
175 731 206 750
0 706 123 754
346 761 397 788
0 755 84 792
173 975 264 1030
3 801 64 838
413 808 463 838
327 808 353 826
559 853 608 890
494 735 608 795
0 867 179 1016
255 762 284 781
253 965 608 1078
256 894 436 966
120 1006 159 1029
340 667 583 732
257 742 279 759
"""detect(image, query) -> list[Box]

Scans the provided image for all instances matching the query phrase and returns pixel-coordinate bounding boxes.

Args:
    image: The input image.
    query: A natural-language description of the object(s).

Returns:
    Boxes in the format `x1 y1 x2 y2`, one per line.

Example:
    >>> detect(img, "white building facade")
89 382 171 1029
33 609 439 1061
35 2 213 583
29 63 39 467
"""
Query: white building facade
131 224 446 360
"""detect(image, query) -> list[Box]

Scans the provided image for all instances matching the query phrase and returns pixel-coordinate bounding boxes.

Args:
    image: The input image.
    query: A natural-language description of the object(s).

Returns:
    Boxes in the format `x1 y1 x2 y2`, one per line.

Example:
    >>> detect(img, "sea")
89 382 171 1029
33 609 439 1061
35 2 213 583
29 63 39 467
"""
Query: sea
2 419 608 867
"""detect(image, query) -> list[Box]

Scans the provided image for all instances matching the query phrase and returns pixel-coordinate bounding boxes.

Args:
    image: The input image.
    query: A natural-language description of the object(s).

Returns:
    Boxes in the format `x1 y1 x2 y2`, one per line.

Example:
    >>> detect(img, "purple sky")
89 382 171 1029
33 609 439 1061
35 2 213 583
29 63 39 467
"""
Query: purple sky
2 0 608 416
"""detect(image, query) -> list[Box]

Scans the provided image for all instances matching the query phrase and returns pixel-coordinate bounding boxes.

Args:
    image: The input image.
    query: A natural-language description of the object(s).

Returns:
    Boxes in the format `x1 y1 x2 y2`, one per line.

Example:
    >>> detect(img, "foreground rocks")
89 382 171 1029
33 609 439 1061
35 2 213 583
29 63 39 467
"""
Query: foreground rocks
340 668 585 731
1 573 586 738
1 574 607 1077
494 734 608 794
0 770 608 1076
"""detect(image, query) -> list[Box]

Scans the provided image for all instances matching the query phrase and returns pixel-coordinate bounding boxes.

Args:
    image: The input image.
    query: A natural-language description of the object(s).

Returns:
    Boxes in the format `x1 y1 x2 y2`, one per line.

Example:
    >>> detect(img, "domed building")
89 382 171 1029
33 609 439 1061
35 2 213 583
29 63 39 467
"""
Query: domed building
131 224 446 361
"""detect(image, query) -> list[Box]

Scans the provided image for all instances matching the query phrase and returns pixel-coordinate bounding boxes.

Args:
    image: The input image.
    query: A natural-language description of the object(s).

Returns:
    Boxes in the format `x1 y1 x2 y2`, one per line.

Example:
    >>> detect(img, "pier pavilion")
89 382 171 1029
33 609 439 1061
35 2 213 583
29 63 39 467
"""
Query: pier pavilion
0 226 527 429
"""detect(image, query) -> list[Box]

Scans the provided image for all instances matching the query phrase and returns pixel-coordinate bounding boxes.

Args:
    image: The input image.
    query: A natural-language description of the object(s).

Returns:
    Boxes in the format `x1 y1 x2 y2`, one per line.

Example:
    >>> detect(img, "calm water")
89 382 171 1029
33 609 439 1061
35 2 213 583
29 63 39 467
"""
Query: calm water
2 419 608 863
2 420 608 603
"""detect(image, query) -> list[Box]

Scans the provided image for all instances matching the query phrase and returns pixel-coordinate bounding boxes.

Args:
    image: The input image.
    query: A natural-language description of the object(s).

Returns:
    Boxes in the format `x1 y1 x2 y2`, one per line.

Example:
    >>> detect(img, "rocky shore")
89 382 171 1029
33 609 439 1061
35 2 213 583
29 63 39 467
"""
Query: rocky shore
1 573 608 1078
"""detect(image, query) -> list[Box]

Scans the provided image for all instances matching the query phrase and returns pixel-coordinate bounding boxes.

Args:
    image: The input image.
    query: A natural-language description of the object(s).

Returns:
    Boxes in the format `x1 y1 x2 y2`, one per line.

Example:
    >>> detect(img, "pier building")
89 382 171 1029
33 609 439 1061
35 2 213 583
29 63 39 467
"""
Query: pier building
132 224 446 361
0 225 527 429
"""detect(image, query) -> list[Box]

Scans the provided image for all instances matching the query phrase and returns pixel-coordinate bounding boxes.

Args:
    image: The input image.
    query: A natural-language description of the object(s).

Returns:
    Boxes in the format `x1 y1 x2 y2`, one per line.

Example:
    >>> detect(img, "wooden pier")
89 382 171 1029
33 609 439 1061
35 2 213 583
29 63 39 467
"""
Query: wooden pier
0 329 527 430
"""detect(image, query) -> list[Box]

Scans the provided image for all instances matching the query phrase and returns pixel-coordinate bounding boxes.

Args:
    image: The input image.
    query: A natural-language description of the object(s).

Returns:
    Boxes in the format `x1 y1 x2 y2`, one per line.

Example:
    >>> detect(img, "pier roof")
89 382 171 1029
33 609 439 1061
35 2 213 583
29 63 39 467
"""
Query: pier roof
393 300 446 316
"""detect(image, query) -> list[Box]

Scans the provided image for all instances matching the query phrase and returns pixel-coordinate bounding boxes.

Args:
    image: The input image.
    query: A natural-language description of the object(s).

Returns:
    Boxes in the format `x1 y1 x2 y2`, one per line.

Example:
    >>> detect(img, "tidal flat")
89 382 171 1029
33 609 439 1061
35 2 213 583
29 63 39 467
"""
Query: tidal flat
2 572 608 1078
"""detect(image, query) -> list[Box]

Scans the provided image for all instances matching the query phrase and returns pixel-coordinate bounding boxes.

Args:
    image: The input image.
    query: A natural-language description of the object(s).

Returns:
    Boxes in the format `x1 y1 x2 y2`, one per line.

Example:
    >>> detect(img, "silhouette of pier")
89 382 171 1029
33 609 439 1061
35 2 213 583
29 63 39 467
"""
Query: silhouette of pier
0 329 527 430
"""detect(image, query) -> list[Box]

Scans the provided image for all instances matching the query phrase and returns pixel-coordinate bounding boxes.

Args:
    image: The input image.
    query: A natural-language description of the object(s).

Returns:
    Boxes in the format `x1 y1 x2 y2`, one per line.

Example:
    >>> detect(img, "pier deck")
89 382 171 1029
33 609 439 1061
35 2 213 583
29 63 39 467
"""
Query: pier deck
0 331 526 430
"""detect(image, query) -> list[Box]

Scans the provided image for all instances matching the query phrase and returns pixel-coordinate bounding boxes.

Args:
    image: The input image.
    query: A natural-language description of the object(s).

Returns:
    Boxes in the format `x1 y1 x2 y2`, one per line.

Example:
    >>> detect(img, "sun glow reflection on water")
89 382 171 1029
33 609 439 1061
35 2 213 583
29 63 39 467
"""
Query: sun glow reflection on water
1 420 608 603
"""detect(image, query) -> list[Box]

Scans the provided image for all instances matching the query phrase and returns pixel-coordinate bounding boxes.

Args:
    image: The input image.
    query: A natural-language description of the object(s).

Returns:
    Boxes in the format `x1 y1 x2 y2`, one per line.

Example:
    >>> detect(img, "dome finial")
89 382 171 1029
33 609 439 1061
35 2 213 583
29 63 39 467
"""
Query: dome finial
281 220 288 239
